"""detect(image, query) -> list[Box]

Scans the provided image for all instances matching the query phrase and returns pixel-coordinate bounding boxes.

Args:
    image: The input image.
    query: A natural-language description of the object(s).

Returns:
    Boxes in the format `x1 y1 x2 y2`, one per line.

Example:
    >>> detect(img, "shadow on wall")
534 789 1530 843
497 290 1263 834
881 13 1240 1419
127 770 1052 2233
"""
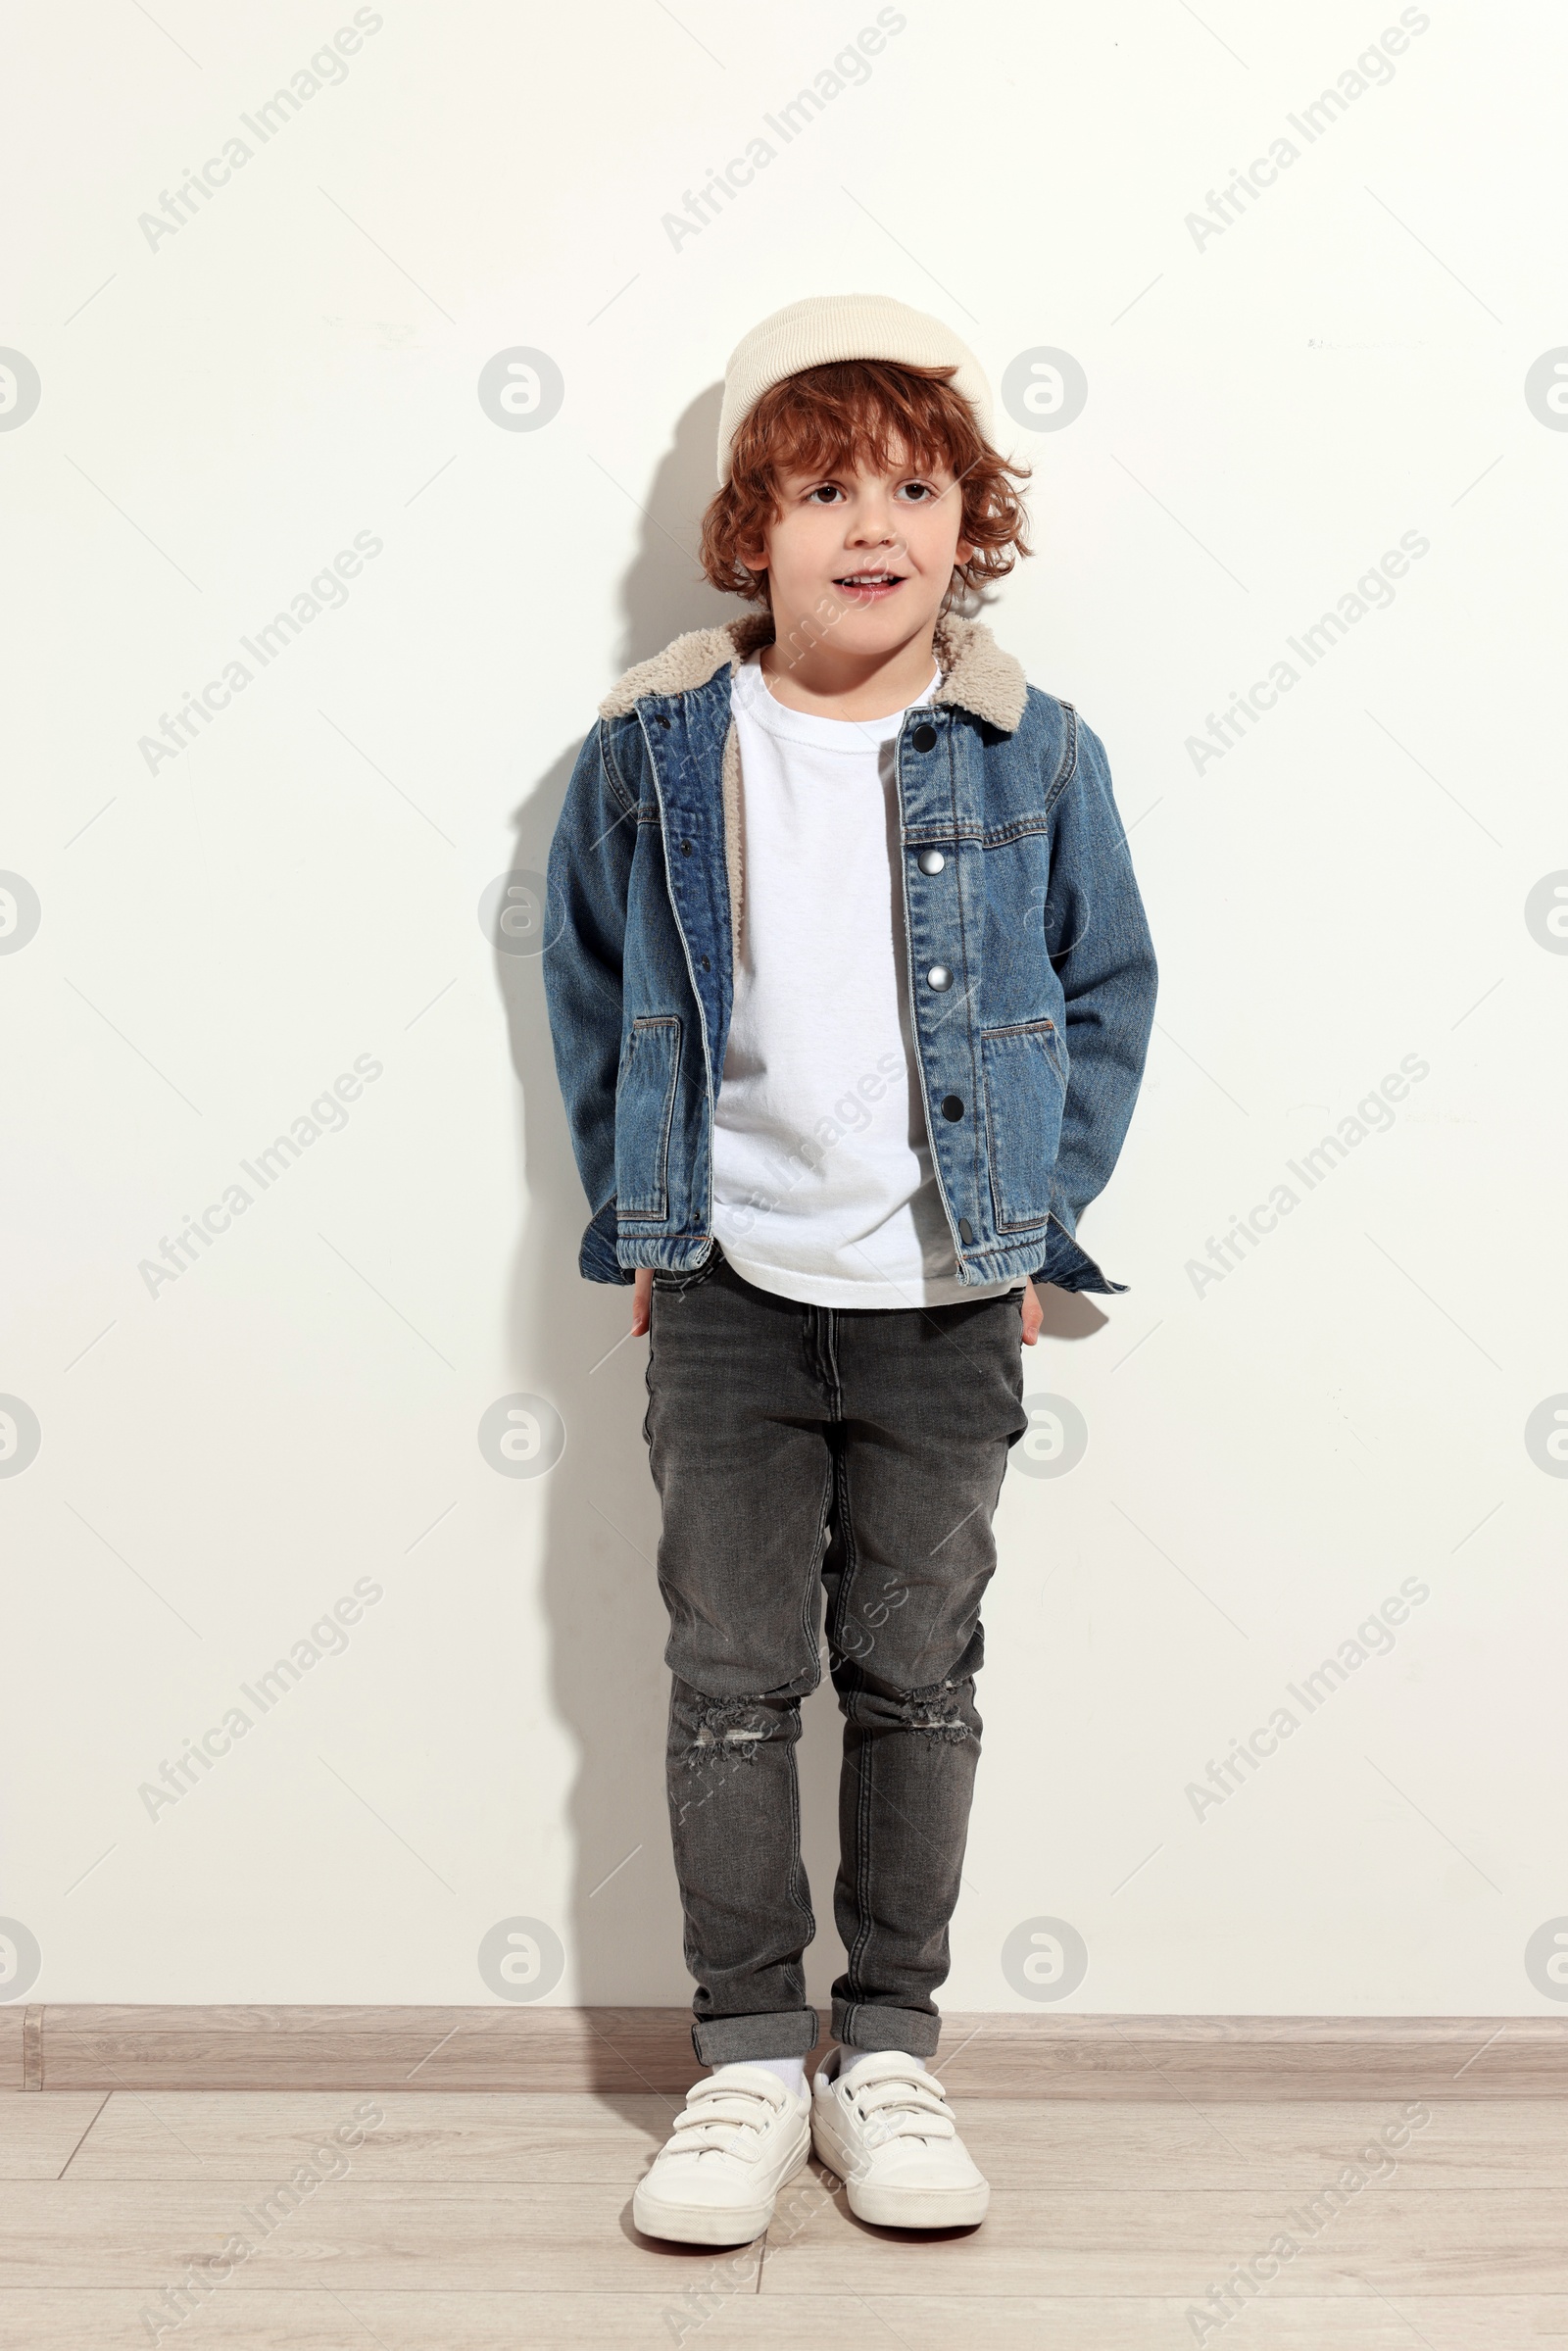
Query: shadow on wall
495 385 743 2039
493 384 1106 2058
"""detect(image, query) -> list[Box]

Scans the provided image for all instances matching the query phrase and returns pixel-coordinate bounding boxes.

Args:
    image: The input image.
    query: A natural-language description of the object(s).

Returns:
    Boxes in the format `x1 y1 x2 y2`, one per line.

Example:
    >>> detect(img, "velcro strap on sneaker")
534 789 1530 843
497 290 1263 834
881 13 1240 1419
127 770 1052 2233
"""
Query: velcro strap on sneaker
667 2118 763 2158
848 2076 956 2137
676 2092 775 2127
666 2085 781 2158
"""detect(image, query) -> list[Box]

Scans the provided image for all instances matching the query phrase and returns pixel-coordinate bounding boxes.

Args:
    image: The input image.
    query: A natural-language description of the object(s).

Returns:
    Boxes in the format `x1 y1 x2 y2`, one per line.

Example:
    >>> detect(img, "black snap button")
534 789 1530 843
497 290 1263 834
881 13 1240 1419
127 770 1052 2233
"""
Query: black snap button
700 954 710 970
680 839 692 856
941 1095 964 1122
911 723 937 753
957 1217 974 1244
655 712 670 728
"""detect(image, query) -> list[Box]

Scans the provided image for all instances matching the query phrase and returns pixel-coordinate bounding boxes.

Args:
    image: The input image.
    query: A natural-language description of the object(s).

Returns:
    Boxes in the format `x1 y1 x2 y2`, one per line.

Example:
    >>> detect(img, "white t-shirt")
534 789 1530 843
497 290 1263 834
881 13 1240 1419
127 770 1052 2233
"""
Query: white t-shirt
710 652 1022 1310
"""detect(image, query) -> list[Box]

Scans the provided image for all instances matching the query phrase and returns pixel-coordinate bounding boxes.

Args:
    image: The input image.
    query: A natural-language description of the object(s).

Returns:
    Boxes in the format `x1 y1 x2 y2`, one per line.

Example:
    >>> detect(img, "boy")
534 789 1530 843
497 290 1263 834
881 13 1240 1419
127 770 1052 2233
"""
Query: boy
544 294 1156 2241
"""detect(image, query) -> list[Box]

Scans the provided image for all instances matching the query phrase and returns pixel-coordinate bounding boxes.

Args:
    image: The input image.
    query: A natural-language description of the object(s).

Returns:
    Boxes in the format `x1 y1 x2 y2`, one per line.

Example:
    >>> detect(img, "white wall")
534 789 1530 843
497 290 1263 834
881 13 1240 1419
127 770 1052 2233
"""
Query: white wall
4 0 1566 2018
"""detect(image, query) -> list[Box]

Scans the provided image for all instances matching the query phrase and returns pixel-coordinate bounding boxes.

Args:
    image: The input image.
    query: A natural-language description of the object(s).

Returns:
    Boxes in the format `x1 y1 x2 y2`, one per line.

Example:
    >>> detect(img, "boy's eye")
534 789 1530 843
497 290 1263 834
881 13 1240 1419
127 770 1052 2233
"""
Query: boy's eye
802 479 940 505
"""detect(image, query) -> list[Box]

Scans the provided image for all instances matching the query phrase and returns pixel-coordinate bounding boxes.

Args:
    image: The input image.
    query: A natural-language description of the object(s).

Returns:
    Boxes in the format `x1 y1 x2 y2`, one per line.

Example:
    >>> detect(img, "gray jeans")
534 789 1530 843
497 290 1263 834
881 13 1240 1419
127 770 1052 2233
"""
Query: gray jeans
641 1247 1028 2064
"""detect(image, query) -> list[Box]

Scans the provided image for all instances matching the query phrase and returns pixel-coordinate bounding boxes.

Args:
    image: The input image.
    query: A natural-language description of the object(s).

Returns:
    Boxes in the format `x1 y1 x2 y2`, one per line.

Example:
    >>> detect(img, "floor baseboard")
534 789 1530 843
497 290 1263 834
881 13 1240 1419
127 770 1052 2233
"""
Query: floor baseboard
13 2006 1566 2096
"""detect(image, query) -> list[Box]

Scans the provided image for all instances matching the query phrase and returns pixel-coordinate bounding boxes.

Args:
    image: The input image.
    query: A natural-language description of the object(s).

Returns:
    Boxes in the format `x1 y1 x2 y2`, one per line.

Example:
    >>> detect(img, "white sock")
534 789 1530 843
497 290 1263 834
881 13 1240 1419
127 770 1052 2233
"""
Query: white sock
732 2054 806 2098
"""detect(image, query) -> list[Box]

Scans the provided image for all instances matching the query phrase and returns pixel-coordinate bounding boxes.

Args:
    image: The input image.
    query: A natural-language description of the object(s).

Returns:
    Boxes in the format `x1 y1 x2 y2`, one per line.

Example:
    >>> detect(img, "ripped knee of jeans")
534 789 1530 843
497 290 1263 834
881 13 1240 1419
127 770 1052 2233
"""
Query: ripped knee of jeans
674 1693 791 1772
890 1676 974 1746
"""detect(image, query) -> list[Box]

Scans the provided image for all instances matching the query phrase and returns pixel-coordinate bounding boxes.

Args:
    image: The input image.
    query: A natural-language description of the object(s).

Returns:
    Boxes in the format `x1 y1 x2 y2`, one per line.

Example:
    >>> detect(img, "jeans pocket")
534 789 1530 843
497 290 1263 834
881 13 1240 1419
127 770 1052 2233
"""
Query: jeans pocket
651 1249 722 1298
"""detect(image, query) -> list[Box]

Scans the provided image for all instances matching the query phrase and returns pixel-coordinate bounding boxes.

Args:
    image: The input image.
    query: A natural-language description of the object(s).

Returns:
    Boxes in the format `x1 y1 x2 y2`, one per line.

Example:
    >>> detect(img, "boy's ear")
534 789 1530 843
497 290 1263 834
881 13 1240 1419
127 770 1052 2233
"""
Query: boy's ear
735 497 775 577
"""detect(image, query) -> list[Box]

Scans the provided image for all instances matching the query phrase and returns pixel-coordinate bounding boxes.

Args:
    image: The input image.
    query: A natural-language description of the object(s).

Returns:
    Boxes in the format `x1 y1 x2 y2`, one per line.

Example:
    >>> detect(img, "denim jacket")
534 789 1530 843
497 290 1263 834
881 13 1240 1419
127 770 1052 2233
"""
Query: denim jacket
543 611 1157 1294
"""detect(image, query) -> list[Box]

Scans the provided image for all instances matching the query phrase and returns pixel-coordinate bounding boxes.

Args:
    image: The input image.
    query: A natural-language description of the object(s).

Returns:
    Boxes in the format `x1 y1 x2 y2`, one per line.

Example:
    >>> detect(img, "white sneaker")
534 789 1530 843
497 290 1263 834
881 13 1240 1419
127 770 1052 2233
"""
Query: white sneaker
632 2063 811 2245
811 2048 990 2229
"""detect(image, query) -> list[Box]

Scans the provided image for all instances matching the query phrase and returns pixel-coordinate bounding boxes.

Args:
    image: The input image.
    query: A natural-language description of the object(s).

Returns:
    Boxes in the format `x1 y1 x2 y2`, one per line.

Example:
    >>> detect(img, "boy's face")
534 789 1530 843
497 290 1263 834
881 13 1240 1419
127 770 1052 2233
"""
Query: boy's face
740 443 973 657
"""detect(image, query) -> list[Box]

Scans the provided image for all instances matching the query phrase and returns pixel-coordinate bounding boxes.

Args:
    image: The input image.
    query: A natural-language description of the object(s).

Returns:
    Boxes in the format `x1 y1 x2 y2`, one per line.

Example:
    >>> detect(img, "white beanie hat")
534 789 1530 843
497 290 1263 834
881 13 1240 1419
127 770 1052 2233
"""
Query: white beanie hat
716 293 995 485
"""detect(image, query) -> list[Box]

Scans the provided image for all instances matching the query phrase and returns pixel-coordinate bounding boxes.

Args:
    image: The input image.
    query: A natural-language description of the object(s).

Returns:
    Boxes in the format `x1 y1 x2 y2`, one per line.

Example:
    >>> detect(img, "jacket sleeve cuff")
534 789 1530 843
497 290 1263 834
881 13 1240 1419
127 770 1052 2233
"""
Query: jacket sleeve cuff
578 1198 634 1286
1031 1211 1129 1296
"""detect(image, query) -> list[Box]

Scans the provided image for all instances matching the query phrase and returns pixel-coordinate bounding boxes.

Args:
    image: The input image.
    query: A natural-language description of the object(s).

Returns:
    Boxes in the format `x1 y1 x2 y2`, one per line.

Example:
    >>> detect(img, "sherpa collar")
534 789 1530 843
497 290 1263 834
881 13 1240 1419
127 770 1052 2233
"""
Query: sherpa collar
598 611 1028 733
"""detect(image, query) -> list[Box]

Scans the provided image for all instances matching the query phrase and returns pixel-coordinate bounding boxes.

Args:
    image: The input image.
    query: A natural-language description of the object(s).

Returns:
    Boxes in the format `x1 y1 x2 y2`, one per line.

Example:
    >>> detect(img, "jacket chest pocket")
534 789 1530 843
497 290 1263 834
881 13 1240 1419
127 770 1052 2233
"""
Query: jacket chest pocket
615 1015 682 1221
980 1018 1066 1232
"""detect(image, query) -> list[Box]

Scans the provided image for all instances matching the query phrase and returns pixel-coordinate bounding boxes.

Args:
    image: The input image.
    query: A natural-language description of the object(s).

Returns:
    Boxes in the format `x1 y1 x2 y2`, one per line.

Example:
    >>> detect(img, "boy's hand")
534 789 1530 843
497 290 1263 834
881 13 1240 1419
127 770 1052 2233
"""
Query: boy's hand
631 1267 654 1337
1021 1278 1044 1346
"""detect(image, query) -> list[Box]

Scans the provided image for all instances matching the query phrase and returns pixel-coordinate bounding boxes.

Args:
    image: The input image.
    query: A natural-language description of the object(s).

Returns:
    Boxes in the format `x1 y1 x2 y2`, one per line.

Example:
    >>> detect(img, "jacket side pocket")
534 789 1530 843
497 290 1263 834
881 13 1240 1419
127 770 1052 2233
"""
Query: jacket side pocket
614 1015 682 1221
980 1018 1066 1233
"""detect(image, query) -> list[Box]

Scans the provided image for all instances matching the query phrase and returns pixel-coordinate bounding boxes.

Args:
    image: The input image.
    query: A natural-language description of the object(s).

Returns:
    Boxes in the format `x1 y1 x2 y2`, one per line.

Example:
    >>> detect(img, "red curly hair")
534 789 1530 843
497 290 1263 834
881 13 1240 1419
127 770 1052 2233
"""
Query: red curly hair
700 359 1032 607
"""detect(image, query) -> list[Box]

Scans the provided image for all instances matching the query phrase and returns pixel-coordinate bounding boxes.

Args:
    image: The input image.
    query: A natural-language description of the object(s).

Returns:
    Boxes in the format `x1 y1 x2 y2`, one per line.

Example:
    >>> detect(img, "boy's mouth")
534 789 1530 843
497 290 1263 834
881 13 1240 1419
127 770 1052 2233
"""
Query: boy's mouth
832 569 906 603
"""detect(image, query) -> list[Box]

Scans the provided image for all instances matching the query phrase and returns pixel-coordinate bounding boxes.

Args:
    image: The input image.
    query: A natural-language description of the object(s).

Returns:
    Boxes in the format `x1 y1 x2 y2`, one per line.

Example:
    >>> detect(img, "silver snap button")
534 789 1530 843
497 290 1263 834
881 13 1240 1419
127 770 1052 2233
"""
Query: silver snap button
926 964 953 991
918 849 946 875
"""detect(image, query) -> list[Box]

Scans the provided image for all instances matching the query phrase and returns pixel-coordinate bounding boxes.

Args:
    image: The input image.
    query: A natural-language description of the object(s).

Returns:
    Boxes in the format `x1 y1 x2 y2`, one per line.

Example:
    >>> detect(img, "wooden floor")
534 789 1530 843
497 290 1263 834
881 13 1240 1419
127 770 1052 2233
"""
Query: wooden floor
3 2085 1568 2347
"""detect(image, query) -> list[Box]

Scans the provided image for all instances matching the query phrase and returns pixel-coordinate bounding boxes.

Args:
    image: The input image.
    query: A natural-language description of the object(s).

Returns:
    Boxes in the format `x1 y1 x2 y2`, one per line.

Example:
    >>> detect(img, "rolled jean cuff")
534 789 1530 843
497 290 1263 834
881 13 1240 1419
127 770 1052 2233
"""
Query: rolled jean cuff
830 1999 941 2062
691 2007 820 2067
